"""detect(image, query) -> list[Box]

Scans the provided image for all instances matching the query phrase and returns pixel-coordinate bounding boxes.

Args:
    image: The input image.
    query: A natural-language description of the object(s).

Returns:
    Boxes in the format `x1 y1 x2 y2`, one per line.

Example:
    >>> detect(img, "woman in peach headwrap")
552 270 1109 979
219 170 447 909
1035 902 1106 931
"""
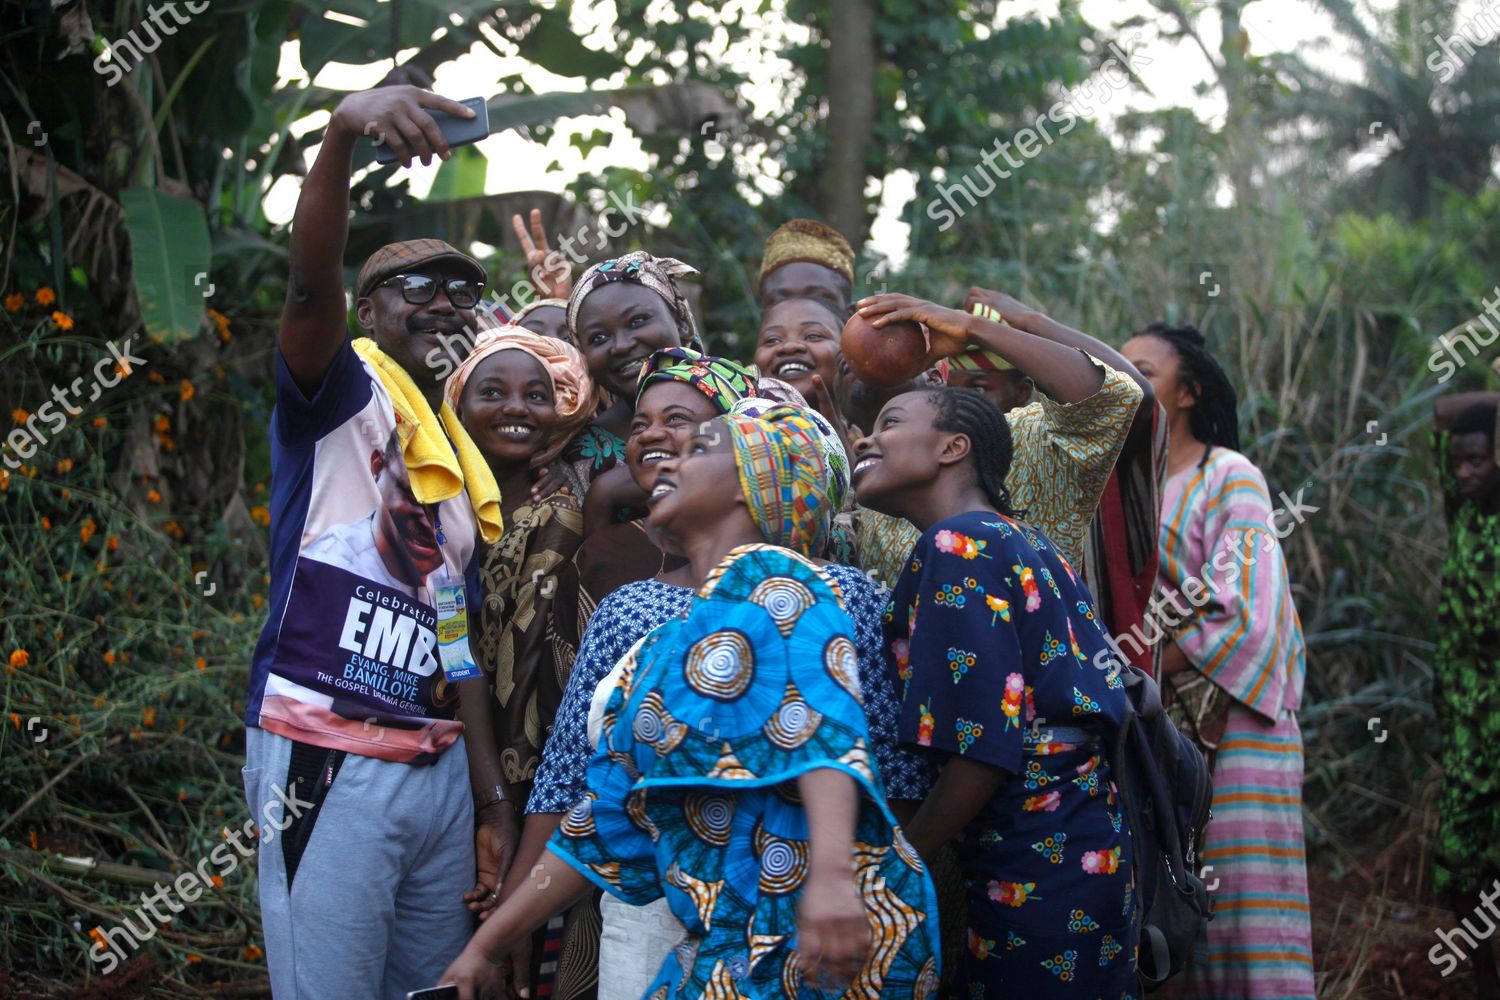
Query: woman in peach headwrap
446 326 600 1000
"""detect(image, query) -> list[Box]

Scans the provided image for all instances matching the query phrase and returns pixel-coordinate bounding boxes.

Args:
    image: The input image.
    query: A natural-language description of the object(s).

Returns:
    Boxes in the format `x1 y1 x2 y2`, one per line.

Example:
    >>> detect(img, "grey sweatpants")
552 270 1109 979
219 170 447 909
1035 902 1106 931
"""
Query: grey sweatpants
243 728 475 1000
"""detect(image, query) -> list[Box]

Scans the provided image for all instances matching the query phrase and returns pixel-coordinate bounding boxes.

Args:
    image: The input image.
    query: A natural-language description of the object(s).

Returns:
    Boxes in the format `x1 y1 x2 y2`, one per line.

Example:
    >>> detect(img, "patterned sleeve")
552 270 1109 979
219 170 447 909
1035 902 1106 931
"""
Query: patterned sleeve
1172 452 1299 721
893 531 1030 776
1006 357 1143 559
621 549 877 793
547 638 664 904
827 566 934 801
527 597 627 814
549 547 886 904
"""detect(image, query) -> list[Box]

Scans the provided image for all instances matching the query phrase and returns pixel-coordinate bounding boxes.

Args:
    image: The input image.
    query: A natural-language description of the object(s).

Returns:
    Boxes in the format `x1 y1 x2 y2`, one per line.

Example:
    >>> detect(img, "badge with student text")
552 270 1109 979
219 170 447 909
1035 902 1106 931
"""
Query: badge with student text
435 583 480 683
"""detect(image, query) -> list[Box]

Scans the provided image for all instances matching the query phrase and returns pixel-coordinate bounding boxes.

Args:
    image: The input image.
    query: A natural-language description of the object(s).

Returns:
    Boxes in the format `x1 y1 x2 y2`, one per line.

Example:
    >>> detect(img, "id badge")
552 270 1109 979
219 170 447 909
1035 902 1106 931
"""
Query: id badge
435 580 481 683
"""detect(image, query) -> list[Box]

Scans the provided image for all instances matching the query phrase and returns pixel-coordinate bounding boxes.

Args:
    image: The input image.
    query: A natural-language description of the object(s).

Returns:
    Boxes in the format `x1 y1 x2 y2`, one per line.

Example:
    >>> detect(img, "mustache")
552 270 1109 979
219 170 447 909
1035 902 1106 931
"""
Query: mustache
406 317 468 335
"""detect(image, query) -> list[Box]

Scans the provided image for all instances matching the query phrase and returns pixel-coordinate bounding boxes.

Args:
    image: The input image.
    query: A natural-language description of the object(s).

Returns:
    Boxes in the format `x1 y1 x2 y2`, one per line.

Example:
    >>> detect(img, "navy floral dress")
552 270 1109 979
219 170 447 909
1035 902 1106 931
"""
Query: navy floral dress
884 511 1139 996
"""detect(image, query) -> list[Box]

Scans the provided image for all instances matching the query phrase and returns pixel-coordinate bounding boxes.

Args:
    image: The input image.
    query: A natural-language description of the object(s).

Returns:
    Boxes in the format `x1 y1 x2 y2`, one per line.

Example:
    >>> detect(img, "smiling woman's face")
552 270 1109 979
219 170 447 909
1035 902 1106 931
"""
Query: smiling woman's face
850 391 949 518
575 283 683 399
458 349 560 467
626 380 722 493
754 298 844 398
645 417 742 537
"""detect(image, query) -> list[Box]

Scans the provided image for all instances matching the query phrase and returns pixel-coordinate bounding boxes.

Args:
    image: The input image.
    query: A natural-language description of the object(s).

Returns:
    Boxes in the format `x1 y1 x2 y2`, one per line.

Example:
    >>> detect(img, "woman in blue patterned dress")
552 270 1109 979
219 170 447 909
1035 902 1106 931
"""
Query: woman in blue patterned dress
441 406 939 998
852 385 1139 996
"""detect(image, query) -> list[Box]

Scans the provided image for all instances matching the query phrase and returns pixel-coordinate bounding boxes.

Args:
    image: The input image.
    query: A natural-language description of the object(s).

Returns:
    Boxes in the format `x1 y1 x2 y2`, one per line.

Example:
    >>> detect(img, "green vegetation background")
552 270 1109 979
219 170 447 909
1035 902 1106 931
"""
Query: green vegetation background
1 0 1496 994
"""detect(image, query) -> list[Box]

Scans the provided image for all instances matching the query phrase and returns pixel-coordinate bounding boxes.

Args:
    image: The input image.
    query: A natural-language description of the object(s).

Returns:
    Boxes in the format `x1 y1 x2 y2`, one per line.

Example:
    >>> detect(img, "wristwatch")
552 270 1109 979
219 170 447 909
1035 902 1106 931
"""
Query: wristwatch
475 784 509 810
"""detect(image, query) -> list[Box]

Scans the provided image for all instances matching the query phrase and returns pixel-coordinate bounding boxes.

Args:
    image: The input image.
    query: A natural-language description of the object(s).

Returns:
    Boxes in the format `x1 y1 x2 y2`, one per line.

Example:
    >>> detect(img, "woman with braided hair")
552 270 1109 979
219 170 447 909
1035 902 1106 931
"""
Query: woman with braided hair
1121 324 1315 1000
852 385 1139 994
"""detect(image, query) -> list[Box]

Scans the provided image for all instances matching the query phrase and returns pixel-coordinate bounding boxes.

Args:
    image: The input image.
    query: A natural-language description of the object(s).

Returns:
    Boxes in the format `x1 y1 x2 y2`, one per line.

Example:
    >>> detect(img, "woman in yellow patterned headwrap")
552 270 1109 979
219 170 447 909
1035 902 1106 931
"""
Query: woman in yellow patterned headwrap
440 410 941 1000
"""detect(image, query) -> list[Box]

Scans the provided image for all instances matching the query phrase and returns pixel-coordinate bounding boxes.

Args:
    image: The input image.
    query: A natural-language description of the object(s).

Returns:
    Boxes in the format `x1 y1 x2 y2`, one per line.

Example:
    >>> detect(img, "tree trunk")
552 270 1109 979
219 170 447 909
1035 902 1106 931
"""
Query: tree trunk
820 0 878 253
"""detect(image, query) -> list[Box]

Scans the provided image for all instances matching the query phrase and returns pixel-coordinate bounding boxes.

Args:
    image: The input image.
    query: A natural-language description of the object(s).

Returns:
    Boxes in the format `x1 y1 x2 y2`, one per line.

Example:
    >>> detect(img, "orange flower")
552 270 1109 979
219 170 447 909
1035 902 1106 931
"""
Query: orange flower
142 707 156 727
4 292 23 312
242 944 263 961
0 469 9 490
6 651 24 672
8 712 18 728
208 308 230 334
147 371 164 384
195 656 207 672
34 287 55 306
60 489 71 501
29 829 38 850
146 489 162 503
11 408 28 425
153 415 170 432
179 380 195 401
56 457 73 474
40 517 51 531
250 505 270 526
50 311 74 331
107 535 119 551
93 695 106 708
177 789 188 801
186 954 203 964
80 518 96 544
211 875 223 888
103 651 116 666
91 417 106 428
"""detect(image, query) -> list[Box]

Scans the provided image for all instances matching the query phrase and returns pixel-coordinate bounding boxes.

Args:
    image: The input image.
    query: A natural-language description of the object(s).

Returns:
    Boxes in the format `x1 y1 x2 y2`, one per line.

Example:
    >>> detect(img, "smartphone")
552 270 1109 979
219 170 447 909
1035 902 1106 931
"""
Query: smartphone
405 986 459 1000
374 96 489 165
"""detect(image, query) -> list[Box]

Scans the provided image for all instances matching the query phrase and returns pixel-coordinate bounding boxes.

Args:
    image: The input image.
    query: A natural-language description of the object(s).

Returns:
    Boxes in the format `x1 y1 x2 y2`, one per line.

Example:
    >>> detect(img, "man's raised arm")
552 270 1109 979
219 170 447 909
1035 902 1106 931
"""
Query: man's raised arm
278 86 475 395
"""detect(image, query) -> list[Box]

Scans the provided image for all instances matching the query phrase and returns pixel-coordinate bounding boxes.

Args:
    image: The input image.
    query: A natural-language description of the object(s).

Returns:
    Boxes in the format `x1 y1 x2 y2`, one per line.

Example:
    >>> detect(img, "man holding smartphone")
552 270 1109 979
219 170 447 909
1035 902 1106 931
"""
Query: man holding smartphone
244 83 517 999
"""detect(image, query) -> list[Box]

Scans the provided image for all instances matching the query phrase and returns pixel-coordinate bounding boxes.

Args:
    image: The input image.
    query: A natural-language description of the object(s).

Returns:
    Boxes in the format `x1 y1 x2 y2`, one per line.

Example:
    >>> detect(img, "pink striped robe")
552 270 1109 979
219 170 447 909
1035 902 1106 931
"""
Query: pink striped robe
1156 447 1316 1000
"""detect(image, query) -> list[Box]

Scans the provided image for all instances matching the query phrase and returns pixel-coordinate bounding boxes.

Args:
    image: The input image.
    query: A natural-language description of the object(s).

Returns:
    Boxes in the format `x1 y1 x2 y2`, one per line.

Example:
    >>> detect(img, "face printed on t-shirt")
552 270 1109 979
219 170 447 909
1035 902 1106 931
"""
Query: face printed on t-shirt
370 436 443 586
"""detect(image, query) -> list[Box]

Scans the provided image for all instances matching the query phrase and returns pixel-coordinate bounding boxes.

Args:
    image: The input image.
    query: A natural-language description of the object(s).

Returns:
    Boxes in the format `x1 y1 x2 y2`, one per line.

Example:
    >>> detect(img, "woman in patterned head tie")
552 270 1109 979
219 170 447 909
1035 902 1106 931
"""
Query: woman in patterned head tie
440 409 941 1000
542 252 706 502
851 383 1139 996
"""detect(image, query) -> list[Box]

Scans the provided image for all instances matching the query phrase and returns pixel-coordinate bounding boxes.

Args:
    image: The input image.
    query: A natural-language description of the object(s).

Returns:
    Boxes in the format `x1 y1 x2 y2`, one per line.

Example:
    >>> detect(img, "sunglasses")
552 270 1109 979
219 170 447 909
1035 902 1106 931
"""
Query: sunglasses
376 273 483 309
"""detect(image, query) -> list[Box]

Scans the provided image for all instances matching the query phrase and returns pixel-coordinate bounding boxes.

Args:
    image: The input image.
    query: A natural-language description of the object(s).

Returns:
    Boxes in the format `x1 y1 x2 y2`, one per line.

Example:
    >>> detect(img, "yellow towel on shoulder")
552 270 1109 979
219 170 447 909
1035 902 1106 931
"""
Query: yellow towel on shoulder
352 338 503 543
